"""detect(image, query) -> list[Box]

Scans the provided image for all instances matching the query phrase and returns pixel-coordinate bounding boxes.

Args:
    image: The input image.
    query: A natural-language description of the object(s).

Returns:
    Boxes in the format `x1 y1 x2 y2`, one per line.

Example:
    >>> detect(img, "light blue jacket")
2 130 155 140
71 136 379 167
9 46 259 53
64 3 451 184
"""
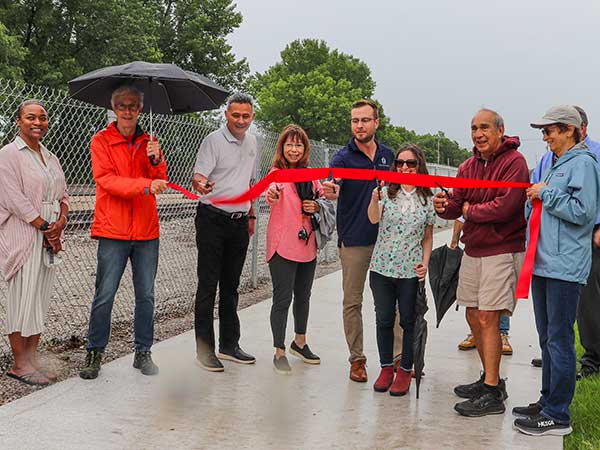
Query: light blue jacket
531 135 600 224
525 143 600 283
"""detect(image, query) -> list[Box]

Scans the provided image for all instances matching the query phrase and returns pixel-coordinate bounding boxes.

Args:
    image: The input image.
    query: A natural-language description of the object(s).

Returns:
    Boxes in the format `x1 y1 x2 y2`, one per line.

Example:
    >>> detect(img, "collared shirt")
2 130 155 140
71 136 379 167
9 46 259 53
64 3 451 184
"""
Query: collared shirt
193 126 258 213
330 138 393 247
531 135 600 224
370 186 436 279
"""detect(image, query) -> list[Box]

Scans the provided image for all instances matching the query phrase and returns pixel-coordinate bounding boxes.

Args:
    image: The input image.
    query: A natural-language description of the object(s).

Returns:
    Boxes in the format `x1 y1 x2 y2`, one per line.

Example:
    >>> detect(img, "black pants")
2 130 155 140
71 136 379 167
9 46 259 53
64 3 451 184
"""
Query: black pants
269 253 317 349
369 271 418 369
578 244 600 371
194 204 250 354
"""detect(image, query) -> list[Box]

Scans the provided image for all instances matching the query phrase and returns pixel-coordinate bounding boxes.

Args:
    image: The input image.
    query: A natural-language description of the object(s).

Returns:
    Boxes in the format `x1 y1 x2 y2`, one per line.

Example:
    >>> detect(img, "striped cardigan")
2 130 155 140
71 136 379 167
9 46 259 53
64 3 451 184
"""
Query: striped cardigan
0 137 69 281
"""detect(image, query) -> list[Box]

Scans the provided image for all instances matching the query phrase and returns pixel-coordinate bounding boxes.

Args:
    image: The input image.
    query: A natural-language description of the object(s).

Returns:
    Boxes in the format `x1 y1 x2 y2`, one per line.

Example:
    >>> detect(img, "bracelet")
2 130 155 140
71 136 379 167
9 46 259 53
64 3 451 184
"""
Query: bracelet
248 215 257 220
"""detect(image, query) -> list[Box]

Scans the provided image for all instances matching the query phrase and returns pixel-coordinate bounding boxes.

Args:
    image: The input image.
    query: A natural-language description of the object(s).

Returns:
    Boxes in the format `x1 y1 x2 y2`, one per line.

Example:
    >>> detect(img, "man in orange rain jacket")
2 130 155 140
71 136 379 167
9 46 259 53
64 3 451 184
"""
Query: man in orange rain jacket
80 85 168 380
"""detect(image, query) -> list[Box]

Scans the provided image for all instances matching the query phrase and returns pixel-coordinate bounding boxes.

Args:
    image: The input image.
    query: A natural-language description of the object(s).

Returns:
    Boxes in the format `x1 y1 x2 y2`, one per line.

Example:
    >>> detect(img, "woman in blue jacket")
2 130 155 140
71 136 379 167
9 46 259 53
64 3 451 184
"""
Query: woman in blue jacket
513 105 600 437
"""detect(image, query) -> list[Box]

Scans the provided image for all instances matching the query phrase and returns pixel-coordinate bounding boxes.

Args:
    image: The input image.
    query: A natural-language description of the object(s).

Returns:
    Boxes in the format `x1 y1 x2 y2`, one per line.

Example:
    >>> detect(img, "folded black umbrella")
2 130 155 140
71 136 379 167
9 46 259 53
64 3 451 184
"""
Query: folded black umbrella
428 244 463 328
413 280 428 399
296 180 319 230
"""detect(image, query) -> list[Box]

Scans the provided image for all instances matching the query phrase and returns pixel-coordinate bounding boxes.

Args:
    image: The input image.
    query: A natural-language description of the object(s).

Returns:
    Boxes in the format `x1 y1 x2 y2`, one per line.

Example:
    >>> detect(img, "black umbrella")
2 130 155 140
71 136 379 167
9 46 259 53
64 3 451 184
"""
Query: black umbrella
413 280 428 399
68 61 229 136
428 244 463 328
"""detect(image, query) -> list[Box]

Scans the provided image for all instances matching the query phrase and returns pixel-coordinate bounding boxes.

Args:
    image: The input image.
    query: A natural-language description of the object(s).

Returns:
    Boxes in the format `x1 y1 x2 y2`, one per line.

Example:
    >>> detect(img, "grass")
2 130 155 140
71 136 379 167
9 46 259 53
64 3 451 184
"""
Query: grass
564 326 600 450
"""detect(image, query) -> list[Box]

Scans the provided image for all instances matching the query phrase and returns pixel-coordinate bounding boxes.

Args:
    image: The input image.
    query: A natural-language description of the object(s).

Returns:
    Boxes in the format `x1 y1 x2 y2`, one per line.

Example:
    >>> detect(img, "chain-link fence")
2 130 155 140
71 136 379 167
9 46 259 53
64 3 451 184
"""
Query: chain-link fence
0 78 457 360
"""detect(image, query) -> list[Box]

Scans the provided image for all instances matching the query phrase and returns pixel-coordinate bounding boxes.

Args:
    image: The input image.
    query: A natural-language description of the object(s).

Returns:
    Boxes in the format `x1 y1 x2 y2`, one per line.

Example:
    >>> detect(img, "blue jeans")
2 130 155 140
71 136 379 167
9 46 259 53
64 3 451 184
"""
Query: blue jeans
499 315 510 334
531 275 580 424
369 271 418 370
86 238 159 352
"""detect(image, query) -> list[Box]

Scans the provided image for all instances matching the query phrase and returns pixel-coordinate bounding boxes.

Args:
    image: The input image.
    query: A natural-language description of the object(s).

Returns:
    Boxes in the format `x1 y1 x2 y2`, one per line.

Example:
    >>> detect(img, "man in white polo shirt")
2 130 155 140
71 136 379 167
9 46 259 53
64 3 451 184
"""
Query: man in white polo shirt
191 93 258 372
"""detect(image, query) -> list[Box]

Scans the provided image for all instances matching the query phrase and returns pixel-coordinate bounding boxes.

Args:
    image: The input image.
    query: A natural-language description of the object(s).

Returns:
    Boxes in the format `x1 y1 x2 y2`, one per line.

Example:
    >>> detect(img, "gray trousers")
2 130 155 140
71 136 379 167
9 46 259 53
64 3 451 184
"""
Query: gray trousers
269 253 317 349
578 244 600 371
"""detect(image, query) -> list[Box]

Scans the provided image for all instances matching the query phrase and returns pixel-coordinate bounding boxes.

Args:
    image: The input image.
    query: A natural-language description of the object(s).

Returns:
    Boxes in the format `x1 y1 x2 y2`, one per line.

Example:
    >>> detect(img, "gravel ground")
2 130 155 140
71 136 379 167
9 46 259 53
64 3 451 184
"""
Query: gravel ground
0 257 341 407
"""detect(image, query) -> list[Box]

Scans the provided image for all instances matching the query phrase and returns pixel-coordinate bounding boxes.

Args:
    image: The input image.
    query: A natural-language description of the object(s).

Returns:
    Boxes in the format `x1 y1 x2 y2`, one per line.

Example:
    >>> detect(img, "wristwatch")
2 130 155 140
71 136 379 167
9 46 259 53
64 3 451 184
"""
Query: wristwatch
40 220 50 231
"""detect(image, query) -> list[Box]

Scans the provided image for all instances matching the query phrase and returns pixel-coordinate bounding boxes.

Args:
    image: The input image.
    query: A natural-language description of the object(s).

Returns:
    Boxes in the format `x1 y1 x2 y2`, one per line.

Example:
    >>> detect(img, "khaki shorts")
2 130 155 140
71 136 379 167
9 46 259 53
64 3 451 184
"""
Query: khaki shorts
456 252 525 314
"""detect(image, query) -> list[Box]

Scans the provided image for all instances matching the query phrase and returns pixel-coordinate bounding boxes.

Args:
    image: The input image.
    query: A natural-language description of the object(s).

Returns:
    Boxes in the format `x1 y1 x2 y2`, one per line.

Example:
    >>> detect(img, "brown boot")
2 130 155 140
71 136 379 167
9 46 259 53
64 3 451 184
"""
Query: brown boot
390 368 411 396
350 360 368 382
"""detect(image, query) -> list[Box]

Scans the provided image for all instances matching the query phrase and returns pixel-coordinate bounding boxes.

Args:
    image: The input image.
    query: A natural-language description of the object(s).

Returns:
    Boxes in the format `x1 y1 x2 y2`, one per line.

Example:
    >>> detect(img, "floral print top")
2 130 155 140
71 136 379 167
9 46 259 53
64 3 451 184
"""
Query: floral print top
370 186 436 279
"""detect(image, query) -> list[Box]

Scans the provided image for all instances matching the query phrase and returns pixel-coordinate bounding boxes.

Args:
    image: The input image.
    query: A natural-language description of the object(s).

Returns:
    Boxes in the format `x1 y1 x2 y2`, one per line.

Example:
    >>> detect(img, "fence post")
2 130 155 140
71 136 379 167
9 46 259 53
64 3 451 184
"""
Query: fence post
251 144 261 288
323 147 330 262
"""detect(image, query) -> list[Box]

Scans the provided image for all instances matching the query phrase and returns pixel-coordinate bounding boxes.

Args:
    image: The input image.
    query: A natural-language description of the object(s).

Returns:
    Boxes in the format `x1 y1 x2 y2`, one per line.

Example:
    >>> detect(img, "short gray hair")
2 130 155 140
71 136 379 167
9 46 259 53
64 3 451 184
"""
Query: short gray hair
226 92 254 109
111 85 144 109
574 106 588 126
477 108 504 130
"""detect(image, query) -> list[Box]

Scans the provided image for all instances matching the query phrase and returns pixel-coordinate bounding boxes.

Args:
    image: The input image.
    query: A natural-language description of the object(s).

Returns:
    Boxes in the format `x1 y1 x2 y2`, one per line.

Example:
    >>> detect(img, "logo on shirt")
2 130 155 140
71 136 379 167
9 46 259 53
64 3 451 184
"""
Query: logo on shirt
555 172 564 177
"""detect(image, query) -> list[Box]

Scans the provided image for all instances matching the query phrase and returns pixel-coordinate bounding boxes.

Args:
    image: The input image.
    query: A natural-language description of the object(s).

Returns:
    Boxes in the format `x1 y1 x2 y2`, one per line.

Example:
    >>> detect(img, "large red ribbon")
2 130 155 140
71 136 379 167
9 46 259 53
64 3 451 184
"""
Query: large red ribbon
167 168 539 299
515 200 542 299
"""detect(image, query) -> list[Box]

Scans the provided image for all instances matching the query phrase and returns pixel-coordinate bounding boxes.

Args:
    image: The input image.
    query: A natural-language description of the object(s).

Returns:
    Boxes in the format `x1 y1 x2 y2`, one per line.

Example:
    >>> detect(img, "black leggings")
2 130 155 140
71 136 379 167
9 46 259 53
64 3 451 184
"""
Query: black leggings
269 253 317 349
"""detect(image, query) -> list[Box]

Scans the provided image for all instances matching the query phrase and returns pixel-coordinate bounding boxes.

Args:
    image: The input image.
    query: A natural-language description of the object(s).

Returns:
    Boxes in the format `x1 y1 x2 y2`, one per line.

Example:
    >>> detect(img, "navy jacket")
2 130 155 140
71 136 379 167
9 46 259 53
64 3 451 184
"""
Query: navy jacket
330 138 393 247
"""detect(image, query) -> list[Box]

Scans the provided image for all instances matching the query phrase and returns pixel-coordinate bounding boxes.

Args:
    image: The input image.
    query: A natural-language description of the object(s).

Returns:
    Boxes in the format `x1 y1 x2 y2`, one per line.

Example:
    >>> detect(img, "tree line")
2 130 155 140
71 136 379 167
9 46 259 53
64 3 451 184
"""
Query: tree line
1 2 470 165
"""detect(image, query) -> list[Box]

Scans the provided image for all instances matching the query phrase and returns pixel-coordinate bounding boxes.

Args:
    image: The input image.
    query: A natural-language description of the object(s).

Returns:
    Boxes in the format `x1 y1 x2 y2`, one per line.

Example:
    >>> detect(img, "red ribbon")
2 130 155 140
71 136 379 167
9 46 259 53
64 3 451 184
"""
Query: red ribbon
515 200 542 299
166 168 539 299
167 182 200 200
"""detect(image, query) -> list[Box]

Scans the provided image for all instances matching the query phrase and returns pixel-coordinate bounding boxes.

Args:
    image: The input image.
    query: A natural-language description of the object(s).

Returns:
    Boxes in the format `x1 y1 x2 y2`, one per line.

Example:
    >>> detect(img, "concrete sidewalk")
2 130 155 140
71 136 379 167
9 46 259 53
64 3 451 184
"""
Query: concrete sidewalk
0 228 561 450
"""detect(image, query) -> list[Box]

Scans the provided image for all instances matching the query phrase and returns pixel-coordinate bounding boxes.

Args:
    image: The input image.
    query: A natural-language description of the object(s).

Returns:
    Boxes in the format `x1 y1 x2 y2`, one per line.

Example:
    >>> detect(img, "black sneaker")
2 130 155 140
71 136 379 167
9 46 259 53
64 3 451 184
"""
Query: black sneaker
577 365 599 380
512 402 542 419
289 341 321 365
454 373 508 400
531 358 542 368
195 352 224 372
80 349 102 380
513 413 573 436
133 351 159 376
218 346 256 364
454 389 505 417
273 355 292 375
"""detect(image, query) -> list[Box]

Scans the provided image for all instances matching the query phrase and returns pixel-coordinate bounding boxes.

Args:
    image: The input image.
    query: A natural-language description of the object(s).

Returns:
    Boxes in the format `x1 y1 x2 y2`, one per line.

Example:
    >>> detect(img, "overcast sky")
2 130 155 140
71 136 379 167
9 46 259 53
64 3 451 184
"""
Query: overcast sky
228 0 600 167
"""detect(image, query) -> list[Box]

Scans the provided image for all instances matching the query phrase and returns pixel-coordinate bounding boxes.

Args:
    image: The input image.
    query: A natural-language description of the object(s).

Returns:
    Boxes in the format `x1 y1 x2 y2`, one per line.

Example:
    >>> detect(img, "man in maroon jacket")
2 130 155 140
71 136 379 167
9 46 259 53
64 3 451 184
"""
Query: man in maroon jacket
434 109 529 417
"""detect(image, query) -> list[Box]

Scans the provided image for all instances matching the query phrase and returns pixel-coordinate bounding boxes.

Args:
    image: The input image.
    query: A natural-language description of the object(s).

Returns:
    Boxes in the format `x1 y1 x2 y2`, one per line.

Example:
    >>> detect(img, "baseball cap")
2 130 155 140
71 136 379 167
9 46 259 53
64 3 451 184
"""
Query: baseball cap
530 105 582 129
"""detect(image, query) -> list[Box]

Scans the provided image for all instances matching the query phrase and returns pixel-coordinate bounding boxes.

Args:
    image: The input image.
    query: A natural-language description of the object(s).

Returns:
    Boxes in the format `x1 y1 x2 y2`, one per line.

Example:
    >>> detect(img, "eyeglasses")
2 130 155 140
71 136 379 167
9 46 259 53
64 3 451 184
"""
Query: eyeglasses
541 126 557 136
284 142 305 149
395 159 418 168
115 103 140 112
350 117 375 125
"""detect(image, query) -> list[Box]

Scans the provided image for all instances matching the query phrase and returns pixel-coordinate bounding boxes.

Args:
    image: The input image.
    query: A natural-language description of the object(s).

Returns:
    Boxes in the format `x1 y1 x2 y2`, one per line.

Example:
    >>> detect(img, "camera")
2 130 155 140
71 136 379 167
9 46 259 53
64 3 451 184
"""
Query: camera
298 227 309 242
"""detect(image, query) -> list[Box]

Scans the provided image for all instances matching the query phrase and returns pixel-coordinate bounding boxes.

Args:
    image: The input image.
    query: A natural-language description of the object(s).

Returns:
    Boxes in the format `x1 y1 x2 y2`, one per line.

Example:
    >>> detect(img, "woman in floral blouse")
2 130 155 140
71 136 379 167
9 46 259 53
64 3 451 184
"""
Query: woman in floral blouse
367 143 434 396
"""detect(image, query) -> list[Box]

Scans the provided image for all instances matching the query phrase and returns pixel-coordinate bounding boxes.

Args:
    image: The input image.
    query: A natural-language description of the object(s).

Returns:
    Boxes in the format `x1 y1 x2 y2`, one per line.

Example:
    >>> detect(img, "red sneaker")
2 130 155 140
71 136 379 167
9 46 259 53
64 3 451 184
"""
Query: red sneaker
390 368 412 396
373 366 395 392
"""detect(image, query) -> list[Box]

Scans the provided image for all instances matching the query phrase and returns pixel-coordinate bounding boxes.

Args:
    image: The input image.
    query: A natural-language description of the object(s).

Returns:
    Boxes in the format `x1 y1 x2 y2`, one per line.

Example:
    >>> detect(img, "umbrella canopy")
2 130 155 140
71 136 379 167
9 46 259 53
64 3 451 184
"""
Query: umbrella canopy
428 244 463 328
68 61 229 114
413 280 428 399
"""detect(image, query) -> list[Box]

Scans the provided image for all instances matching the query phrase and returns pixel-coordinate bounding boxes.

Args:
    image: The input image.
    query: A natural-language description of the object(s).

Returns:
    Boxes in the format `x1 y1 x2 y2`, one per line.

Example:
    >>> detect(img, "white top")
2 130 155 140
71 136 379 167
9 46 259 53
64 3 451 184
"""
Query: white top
193 127 258 213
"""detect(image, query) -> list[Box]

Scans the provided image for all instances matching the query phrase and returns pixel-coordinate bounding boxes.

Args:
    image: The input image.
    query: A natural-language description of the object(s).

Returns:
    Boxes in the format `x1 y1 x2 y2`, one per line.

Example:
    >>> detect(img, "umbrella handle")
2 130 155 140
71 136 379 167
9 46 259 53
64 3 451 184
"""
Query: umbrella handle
148 81 155 163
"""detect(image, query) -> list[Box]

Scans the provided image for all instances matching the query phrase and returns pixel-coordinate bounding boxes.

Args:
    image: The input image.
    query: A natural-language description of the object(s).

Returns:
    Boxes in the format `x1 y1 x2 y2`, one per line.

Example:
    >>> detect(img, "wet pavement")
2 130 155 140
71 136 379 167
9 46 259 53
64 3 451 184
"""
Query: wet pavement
0 228 561 450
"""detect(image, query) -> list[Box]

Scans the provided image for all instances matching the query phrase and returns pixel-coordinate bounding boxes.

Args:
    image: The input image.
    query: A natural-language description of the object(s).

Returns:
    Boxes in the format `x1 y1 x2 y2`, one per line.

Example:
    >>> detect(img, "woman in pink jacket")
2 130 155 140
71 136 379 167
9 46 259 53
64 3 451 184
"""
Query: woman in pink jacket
0 100 69 386
265 125 324 375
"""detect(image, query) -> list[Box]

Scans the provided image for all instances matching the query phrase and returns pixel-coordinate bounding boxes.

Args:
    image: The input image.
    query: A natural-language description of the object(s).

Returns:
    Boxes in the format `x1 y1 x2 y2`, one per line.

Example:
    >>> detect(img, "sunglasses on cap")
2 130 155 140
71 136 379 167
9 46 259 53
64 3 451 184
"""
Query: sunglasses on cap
395 159 418 168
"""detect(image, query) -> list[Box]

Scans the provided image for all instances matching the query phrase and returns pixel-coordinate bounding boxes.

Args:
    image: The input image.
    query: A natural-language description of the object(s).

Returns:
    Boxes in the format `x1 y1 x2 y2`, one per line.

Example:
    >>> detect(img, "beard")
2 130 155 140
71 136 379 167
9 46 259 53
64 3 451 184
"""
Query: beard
354 133 375 144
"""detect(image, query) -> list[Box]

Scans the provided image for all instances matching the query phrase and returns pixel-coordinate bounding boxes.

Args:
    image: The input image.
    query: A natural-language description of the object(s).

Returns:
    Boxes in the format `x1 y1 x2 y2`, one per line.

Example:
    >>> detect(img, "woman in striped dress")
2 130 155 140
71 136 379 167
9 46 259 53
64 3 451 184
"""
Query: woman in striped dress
0 100 69 386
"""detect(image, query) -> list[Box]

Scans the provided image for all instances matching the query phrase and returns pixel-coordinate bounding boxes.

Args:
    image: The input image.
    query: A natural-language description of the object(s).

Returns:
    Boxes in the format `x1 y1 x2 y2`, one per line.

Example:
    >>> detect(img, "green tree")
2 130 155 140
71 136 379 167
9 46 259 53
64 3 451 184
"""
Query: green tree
0 0 248 90
0 22 26 80
157 0 249 89
250 39 375 144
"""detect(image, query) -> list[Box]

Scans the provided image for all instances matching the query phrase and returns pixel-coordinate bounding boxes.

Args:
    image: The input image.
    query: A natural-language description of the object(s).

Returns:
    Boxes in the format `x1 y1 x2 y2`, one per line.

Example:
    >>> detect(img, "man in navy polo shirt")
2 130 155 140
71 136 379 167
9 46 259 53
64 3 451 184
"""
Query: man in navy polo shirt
323 99 394 382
